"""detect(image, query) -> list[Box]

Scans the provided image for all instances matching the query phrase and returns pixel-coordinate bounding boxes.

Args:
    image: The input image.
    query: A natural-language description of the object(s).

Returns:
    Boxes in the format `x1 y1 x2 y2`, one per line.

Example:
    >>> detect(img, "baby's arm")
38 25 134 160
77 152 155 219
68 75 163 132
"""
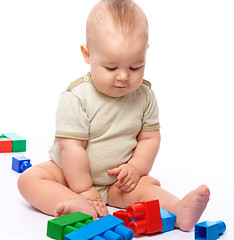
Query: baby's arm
58 137 108 216
129 129 161 176
58 137 92 192
108 130 160 192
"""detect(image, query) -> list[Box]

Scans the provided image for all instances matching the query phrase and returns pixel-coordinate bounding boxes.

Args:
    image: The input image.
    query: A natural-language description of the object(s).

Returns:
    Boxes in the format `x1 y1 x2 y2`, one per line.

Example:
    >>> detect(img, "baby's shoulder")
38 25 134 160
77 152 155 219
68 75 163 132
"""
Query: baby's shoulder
137 79 153 97
66 73 92 92
142 79 152 89
135 79 156 104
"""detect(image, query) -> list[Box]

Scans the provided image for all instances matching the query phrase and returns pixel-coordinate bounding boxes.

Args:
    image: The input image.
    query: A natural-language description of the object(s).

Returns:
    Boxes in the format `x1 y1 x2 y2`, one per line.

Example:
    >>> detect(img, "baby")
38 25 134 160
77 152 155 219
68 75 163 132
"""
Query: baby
18 0 210 232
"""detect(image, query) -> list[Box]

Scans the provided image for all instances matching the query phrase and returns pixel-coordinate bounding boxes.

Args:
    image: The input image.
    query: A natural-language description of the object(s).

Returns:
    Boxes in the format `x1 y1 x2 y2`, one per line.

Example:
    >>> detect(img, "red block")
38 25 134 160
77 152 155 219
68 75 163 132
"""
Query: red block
0 138 12 153
113 210 131 227
126 200 163 234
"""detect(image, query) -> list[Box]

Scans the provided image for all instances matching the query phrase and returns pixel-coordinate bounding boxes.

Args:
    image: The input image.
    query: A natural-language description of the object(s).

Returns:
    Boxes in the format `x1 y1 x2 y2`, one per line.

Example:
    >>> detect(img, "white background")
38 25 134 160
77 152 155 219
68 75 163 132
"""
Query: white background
0 0 233 239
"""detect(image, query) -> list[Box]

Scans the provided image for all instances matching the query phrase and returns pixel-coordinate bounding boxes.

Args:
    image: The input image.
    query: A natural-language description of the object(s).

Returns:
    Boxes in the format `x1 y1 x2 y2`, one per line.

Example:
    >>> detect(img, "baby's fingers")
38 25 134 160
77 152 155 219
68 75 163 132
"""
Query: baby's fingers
98 200 109 217
92 200 109 217
107 167 121 176
117 168 128 181
115 174 130 188
101 201 109 216
123 182 137 192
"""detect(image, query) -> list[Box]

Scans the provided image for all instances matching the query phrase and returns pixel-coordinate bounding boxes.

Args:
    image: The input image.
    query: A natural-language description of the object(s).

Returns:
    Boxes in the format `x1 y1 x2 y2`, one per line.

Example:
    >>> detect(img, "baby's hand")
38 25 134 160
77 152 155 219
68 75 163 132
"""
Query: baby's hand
107 164 140 192
79 187 109 217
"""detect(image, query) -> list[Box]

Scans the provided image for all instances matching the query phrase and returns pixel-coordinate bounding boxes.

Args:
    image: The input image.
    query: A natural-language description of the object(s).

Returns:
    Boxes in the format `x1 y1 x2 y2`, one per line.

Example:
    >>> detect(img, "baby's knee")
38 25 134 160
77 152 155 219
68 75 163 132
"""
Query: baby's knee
139 176 161 187
18 165 48 192
17 167 34 193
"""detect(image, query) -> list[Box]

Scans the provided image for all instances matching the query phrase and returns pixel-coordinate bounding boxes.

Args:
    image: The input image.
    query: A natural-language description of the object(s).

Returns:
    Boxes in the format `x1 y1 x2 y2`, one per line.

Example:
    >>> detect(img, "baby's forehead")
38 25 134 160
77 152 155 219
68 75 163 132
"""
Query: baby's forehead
86 0 148 45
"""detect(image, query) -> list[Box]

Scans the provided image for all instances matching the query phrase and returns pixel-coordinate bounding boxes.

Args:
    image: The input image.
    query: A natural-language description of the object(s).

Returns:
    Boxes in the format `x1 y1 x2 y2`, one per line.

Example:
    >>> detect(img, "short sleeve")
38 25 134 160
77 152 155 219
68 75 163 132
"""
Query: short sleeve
141 90 160 131
55 91 90 140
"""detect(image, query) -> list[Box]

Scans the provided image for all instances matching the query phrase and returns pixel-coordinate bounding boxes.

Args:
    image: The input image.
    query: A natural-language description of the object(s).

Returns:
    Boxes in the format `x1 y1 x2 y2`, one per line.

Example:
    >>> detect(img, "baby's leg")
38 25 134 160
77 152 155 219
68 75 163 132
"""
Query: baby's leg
108 176 210 231
17 160 97 219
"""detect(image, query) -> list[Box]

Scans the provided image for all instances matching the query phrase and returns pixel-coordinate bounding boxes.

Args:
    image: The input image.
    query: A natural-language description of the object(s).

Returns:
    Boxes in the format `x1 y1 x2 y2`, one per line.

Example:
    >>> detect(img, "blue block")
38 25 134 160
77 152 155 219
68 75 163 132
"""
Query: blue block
64 214 134 240
160 208 176 233
195 221 226 240
12 156 32 173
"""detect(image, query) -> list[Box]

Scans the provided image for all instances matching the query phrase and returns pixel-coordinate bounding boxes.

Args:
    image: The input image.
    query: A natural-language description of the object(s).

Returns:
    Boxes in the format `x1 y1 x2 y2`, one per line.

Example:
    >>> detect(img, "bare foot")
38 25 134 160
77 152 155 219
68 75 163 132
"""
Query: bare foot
176 185 210 231
54 199 98 220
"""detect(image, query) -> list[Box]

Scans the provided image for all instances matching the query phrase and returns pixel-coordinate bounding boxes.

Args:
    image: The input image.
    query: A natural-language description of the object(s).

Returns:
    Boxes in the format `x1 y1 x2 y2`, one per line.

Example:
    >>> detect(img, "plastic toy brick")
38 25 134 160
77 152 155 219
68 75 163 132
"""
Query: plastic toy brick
113 210 132 227
195 220 226 240
126 200 163 234
114 207 176 234
160 208 176 233
64 214 134 240
0 137 12 153
47 212 94 240
1 132 26 152
12 156 32 173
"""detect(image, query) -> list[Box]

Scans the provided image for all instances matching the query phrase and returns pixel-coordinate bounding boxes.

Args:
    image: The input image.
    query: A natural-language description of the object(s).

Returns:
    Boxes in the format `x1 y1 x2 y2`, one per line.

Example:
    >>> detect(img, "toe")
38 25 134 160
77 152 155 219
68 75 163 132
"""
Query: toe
199 185 210 196
55 202 66 217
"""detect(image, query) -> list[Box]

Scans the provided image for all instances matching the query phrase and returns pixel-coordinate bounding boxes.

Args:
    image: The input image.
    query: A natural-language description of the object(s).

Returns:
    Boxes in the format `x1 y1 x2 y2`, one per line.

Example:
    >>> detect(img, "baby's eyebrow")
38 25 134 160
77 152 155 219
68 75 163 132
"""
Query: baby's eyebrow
131 62 145 67
101 61 118 66
102 60 145 65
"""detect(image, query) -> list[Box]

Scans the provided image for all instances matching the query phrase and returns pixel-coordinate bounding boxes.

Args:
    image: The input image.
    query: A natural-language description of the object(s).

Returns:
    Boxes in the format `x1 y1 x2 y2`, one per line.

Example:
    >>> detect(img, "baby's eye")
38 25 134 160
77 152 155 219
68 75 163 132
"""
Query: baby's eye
130 67 140 71
105 67 117 71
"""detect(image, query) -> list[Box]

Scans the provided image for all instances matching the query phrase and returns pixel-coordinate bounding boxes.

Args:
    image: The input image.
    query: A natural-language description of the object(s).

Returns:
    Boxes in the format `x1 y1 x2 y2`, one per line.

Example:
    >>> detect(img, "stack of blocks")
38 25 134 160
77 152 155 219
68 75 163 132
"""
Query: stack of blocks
0 132 26 152
113 200 176 235
47 212 134 240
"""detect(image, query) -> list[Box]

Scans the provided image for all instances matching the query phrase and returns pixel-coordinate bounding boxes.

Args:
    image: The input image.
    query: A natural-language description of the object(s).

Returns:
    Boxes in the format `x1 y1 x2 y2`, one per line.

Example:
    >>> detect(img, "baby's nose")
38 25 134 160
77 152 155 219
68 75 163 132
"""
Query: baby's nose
116 70 129 81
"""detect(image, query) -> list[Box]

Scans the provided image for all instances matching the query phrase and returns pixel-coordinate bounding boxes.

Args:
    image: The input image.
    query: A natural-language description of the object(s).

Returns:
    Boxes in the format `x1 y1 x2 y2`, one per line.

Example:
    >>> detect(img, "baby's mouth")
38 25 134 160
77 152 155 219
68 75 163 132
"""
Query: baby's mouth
114 85 127 89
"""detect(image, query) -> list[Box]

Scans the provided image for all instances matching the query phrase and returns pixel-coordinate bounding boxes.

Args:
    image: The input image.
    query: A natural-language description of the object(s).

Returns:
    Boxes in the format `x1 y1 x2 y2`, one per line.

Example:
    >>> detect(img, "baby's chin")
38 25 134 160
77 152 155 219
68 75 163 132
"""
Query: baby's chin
101 88 129 98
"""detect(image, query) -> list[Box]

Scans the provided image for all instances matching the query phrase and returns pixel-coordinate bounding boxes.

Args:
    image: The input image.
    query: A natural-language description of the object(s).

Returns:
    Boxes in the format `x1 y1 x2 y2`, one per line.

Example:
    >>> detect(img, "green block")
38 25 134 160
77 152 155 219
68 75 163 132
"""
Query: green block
2 133 26 152
47 212 94 240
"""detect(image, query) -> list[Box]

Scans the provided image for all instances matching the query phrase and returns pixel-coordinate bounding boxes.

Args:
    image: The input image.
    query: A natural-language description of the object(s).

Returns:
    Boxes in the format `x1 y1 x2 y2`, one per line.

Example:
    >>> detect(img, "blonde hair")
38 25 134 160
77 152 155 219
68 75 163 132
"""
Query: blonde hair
86 0 148 44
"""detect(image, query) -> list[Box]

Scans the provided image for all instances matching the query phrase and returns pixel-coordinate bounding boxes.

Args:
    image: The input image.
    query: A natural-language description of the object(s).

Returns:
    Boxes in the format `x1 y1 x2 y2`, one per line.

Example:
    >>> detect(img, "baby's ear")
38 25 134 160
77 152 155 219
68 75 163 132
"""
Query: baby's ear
81 44 90 64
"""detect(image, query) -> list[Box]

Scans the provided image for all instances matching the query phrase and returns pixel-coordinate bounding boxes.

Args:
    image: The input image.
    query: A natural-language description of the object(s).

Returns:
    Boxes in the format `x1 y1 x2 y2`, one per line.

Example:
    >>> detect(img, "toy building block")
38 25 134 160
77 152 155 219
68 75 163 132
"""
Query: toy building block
126 200 163 234
64 214 134 240
114 206 176 234
113 210 132 227
2 132 26 152
12 156 32 173
160 208 176 233
47 212 94 240
195 220 226 240
0 137 12 153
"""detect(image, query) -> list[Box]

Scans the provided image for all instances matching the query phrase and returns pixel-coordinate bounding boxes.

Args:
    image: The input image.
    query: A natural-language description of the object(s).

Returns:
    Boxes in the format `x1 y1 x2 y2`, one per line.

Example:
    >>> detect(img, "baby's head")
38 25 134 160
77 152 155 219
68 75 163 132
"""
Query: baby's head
86 0 148 49
81 0 149 97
